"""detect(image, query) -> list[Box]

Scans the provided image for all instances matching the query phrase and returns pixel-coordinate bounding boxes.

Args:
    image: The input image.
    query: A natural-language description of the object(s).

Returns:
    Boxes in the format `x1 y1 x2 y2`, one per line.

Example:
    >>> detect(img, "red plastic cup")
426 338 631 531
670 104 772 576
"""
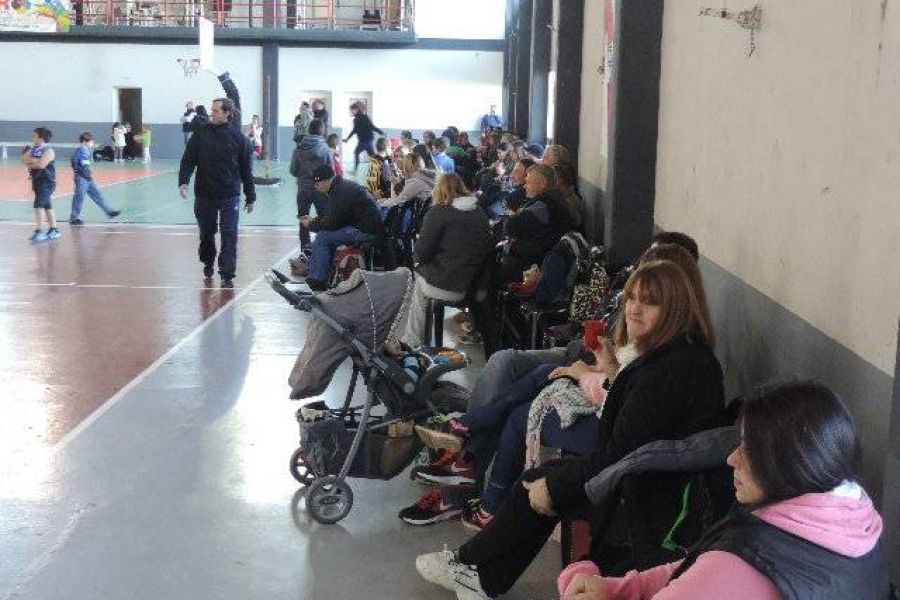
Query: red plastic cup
583 320 606 351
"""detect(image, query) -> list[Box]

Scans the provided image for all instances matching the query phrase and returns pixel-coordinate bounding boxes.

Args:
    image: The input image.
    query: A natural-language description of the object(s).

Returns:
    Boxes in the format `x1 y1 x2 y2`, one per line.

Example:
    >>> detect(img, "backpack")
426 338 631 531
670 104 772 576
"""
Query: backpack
569 247 611 322
329 245 365 289
532 231 589 304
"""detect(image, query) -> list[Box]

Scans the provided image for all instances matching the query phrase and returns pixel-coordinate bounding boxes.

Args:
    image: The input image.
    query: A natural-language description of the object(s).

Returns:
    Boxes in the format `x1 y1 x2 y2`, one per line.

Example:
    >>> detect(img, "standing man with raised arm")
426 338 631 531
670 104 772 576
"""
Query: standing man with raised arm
178 96 256 288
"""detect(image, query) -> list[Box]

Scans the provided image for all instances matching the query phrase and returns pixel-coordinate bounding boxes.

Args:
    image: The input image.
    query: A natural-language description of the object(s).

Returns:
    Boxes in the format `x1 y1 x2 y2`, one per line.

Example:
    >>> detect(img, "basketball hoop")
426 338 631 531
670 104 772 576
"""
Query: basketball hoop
177 57 201 77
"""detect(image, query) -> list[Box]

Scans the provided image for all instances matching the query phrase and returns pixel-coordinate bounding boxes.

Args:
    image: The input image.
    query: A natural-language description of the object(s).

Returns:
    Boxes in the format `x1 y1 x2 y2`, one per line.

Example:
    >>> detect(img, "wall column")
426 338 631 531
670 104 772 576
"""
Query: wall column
512 0 533 136
551 0 584 162
262 42 279 160
527 0 551 143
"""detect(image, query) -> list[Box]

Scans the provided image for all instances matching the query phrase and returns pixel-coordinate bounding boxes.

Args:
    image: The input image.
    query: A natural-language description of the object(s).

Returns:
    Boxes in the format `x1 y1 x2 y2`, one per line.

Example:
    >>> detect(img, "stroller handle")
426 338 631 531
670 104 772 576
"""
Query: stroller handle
266 273 314 309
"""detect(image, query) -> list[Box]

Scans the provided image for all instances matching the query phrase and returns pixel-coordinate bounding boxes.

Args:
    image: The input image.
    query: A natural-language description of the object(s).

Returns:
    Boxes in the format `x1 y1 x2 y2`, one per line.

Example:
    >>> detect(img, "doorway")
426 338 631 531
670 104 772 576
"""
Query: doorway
117 88 143 130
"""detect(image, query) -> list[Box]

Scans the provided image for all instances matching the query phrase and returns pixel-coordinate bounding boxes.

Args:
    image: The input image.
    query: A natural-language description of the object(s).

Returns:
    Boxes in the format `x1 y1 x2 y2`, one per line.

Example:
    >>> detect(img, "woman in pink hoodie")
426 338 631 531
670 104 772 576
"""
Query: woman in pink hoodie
559 380 890 600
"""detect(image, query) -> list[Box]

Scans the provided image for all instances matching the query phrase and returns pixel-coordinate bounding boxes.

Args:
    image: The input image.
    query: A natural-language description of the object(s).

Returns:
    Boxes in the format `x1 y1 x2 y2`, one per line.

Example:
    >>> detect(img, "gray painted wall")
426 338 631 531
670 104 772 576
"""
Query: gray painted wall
701 255 895 505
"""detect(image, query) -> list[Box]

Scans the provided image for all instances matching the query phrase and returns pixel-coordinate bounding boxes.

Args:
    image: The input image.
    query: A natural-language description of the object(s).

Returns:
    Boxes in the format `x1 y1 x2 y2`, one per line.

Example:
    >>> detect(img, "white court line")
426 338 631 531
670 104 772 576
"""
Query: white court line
52 244 300 453
0 220 296 234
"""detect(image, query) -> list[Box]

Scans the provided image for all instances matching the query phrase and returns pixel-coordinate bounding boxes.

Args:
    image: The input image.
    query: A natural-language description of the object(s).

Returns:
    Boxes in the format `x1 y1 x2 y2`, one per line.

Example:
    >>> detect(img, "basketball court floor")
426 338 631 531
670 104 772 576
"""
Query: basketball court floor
0 158 557 599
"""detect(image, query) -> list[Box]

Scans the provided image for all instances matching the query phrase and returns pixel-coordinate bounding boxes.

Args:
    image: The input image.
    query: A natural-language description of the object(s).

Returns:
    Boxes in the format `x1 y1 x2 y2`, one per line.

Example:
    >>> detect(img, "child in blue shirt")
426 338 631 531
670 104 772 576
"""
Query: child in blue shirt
21 127 61 241
69 132 121 225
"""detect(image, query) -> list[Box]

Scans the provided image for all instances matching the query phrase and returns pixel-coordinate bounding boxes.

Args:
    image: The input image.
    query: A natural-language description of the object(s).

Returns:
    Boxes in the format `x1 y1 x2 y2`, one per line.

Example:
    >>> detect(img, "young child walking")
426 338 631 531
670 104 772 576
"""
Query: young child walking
69 132 121 225
112 122 126 162
21 127 61 241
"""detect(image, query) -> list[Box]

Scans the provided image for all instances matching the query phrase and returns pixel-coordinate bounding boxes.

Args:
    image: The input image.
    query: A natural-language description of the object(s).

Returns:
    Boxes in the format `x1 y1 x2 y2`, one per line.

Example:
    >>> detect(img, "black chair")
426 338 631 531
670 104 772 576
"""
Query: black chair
422 253 494 347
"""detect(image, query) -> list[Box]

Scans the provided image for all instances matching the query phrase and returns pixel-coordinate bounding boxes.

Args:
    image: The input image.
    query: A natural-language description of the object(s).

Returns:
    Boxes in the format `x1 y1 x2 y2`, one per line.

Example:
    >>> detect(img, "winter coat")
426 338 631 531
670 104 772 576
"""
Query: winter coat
559 483 889 600
293 108 314 142
178 122 256 203
379 170 436 208
504 189 571 267
544 335 727 510
414 196 493 294
347 113 384 143
308 175 383 236
289 134 332 193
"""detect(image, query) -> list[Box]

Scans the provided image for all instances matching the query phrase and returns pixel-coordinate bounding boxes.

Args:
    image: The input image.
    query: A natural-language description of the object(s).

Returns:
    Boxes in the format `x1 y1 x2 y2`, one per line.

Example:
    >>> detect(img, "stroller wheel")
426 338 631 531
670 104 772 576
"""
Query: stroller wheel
289 447 315 486
308 476 354 524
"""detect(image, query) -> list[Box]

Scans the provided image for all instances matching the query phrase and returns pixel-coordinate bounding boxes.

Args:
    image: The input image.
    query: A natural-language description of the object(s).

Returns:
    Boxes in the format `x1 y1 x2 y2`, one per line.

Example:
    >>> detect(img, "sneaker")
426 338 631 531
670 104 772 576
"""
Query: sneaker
415 419 468 453
289 257 309 277
69 218 85 226
398 488 462 525
415 547 457 591
416 454 476 487
221 278 234 289
456 331 483 346
203 264 214 279
29 229 48 241
411 449 458 485
108 210 121 218
453 561 491 600
461 500 494 532
46 228 62 240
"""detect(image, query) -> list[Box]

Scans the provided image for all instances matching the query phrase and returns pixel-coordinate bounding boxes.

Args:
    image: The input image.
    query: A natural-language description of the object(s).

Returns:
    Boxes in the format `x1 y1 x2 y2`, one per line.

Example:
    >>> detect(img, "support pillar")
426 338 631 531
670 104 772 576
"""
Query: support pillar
262 42 279 160
551 0 584 162
527 0 551 143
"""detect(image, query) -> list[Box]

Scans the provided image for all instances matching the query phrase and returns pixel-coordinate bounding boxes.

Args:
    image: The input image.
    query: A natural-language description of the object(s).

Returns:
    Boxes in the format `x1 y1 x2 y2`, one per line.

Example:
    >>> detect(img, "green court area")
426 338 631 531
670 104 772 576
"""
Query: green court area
0 159 314 227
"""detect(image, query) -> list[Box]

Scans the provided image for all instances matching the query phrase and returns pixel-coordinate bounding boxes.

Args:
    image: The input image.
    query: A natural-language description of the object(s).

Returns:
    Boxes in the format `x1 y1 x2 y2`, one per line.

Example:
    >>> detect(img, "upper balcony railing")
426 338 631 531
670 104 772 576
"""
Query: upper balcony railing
70 0 414 32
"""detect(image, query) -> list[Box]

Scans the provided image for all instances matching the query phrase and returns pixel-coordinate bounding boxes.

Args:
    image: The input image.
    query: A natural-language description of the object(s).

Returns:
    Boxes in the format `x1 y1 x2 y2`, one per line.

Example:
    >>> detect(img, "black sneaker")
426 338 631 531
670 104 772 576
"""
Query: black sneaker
203 264 214 278
69 218 85 226
108 210 121 218
221 278 234 288
398 488 462 525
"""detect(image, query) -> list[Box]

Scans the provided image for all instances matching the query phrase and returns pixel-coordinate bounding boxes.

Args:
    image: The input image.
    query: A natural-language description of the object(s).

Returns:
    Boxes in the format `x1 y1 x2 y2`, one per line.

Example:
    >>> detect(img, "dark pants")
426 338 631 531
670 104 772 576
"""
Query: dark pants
194 196 240 279
457 463 591 597
353 138 376 171
296 189 325 253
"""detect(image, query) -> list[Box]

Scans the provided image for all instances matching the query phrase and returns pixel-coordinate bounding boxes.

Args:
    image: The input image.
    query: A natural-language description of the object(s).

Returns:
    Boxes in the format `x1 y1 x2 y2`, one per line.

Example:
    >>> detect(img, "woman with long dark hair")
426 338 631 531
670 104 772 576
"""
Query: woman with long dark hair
560 380 889 600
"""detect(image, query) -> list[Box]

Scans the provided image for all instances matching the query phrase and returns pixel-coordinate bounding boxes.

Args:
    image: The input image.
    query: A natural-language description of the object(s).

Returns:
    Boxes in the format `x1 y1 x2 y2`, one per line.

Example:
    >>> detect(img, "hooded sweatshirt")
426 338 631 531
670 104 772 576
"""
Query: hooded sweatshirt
289 134 332 193
379 169 436 208
558 482 887 600
414 195 493 293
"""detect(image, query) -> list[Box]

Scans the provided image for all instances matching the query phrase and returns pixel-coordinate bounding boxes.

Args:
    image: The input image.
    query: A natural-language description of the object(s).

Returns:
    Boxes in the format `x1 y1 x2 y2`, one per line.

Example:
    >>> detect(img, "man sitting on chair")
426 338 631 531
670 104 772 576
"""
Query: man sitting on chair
295 164 383 291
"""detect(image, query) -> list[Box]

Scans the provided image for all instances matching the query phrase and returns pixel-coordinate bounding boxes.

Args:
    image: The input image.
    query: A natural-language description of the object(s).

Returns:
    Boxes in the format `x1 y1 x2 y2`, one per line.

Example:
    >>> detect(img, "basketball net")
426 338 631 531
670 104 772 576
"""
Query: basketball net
177 57 201 77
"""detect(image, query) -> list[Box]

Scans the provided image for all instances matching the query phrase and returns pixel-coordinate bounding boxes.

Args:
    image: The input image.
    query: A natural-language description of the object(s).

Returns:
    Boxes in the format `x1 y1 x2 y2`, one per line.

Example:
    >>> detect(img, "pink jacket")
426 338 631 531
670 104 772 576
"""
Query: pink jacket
558 483 882 600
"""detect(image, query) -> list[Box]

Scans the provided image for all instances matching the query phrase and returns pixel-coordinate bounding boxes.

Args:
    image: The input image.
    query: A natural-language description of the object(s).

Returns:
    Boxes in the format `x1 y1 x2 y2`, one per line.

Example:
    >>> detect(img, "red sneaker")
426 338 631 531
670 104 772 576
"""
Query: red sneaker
398 488 462 525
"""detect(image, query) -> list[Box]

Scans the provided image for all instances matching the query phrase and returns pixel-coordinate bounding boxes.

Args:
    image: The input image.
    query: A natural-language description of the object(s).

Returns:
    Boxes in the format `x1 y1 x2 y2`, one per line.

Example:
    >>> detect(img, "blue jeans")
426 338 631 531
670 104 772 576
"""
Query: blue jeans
70 176 115 221
307 226 375 283
481 399 600 514
194 196 240 279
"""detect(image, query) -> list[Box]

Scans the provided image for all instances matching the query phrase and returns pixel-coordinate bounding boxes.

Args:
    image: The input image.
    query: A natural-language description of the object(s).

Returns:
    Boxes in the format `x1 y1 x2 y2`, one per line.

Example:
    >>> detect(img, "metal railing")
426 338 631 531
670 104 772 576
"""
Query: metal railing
71 0 414 31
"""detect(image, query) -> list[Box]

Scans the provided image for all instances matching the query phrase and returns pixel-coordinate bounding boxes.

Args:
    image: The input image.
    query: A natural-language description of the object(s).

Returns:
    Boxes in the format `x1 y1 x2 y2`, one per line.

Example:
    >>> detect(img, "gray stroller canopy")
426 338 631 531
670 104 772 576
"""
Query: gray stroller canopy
288 268 413 399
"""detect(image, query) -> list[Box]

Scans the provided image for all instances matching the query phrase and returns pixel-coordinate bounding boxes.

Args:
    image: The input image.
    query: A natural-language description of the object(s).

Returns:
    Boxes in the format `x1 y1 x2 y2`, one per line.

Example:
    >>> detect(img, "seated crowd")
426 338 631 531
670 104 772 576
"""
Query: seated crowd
287 114 890 600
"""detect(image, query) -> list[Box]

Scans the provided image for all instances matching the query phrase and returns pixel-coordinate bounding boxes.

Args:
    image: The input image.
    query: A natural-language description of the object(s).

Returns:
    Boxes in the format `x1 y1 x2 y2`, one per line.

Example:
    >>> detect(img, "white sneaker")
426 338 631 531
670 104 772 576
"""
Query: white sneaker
453 561 491 599
415 548 456 592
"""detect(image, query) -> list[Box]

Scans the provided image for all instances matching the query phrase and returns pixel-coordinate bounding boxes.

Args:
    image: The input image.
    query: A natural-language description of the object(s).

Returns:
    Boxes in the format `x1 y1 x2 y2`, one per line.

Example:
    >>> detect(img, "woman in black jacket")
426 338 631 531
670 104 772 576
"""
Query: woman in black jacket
416 259 729 599
400 173 493 348
343 101 384 175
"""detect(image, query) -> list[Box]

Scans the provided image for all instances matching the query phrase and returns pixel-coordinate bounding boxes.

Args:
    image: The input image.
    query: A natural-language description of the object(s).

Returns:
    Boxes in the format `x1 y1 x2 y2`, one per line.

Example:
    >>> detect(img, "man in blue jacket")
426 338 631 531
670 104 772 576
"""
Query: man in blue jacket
294 164 383 291
178 97 256 288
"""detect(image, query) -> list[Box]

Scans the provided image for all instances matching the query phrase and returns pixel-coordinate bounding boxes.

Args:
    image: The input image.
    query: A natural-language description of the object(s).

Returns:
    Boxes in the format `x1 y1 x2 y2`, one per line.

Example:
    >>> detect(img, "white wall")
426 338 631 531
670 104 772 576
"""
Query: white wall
278 47 503 130
414 0 505 40
0 42 263 124
653 2 900 375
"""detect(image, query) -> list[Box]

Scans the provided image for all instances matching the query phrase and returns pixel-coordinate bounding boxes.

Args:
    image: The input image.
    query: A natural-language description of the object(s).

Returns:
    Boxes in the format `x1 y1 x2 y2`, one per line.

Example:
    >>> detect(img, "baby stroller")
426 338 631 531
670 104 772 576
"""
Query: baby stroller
268 267 470 524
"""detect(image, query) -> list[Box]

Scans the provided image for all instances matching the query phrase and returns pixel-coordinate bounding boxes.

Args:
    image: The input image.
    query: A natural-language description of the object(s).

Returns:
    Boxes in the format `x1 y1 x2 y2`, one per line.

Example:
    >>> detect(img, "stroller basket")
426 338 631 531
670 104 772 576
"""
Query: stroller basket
300 415 422 481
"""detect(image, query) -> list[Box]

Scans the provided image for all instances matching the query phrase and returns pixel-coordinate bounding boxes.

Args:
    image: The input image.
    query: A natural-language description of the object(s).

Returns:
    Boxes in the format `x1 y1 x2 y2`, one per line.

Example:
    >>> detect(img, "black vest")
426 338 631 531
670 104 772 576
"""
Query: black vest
671 508 890 600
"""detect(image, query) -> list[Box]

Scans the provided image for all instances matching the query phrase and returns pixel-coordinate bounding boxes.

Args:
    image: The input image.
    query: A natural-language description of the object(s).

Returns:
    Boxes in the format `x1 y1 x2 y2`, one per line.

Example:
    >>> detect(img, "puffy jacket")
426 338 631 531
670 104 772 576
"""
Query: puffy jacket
290 135 332 193
560 482 889 600
178 122 256 203
379 170 436 209
308 176 382 236
415 196 493 293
